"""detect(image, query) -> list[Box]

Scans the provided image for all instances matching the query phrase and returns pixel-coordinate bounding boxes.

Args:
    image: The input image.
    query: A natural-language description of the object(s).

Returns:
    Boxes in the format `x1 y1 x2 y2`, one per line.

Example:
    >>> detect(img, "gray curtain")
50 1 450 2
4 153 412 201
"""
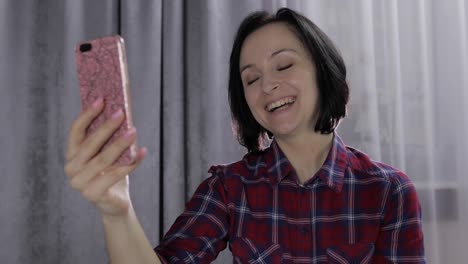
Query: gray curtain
1 0 467 263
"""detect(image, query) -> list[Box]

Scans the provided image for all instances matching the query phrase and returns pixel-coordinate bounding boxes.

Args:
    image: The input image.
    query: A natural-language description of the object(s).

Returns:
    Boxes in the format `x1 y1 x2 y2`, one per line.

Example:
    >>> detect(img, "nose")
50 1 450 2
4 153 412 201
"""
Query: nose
261 74 279 94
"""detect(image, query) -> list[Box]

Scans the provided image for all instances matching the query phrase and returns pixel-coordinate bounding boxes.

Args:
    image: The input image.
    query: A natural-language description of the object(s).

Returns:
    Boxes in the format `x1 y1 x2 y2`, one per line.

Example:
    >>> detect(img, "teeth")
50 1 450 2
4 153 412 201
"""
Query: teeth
267 97 296 112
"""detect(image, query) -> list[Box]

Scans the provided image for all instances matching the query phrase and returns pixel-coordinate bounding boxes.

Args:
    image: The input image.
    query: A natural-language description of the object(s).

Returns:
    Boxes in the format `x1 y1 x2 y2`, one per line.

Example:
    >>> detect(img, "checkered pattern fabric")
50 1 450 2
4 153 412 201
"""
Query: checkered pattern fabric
155 134 425 263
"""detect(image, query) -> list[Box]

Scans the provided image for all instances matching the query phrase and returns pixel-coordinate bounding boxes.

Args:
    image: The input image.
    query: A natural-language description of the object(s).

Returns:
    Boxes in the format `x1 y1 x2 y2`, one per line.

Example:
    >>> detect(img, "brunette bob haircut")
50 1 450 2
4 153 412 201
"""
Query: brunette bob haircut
228 8 349 153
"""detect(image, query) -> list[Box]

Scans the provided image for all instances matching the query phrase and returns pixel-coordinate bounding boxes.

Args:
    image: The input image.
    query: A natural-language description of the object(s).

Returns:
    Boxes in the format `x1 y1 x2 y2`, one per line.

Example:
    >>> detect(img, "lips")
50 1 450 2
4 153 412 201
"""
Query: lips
265 96 296 112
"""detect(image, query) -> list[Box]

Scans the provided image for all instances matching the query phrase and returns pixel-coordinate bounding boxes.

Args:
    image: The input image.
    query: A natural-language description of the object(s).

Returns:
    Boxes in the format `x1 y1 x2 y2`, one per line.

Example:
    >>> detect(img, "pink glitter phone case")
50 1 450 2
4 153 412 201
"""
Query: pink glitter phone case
75 35 137 166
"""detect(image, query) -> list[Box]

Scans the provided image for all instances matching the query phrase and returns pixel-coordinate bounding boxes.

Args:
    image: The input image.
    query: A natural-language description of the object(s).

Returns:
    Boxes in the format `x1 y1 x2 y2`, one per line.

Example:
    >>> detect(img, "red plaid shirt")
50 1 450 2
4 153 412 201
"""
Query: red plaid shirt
155 134 425 263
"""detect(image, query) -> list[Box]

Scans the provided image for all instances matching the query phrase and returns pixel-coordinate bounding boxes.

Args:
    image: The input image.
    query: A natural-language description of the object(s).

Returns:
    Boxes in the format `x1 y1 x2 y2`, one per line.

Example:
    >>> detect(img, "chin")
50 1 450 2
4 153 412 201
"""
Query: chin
269 126 299 138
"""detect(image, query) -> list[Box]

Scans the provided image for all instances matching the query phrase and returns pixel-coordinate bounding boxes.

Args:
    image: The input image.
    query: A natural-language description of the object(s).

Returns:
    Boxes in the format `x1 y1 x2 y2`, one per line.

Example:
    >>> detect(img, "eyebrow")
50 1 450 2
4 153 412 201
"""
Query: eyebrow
240 48 298 74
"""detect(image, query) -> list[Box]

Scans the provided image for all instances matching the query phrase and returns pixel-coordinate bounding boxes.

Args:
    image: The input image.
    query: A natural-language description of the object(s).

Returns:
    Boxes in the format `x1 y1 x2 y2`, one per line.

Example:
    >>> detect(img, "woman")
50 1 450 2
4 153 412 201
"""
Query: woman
64 8 425 263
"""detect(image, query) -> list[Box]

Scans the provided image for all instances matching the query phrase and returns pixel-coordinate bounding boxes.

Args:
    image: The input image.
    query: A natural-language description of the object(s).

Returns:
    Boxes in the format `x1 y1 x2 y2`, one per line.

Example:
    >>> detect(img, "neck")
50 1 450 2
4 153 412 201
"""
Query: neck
275 132 334 183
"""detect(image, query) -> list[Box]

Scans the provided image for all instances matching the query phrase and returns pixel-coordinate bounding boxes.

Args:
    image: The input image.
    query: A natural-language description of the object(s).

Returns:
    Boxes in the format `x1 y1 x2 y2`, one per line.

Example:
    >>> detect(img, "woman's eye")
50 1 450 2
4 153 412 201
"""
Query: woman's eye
278 64 293 71
247 77 259 85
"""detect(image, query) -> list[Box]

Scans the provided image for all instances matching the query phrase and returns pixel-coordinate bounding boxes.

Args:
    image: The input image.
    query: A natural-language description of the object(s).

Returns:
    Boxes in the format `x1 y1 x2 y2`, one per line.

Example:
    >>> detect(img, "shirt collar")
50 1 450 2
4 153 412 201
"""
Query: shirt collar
265 134 349 193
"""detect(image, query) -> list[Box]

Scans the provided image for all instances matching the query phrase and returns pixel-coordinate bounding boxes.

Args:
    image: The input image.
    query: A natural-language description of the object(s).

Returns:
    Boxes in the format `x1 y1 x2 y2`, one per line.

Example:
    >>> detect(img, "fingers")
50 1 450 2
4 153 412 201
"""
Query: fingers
69 109 126 172
65 108 126 177
69 128 139 192
81 148 147 203
66 97 104 161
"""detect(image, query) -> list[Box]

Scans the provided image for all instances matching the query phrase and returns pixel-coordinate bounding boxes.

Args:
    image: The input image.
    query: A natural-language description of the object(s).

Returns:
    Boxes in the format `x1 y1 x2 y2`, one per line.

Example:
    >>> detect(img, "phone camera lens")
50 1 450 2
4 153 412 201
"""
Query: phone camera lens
80 43 92 52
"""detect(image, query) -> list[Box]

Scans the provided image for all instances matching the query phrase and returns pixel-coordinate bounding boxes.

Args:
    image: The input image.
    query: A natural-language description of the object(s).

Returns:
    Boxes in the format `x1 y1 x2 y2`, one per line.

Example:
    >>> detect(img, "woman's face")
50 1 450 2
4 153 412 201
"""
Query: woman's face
239 22 320 139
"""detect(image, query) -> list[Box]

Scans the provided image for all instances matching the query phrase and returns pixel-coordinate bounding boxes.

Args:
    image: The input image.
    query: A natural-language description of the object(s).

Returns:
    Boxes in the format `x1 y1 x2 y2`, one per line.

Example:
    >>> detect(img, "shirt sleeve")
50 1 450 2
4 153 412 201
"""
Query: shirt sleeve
374 173 426 263
154 173 229 263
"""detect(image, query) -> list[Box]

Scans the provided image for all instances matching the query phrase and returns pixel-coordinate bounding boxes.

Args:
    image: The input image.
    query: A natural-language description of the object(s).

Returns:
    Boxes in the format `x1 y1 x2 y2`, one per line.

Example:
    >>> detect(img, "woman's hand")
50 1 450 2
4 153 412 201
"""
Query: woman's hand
64 98 147 218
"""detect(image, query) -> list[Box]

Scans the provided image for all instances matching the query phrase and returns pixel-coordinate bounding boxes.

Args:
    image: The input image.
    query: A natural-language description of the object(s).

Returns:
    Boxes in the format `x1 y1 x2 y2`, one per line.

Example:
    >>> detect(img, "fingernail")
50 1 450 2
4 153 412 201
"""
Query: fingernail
124 128 136 139
140 147 147 157
141 147 147 154
111 109 123 120
138 147 148 160
92 97 103 109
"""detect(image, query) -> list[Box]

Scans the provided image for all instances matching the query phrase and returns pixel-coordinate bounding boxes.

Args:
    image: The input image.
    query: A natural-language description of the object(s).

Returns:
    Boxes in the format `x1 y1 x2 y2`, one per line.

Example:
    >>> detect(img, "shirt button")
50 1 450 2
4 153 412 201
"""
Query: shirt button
300 228 309 234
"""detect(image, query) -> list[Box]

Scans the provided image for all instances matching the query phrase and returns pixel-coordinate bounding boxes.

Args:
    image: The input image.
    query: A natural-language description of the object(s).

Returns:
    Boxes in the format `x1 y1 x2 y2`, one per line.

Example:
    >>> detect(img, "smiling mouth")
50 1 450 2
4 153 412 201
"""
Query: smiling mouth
266 96 296 112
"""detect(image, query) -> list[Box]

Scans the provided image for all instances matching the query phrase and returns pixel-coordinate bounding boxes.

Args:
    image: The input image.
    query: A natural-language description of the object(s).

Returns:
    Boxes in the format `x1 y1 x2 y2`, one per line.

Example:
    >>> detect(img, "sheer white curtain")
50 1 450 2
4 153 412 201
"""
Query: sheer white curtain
294 0 468 263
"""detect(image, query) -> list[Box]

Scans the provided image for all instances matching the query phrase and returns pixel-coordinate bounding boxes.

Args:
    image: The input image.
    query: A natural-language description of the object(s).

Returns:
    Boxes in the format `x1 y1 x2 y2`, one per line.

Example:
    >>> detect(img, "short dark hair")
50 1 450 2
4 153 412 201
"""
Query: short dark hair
228 8 349 153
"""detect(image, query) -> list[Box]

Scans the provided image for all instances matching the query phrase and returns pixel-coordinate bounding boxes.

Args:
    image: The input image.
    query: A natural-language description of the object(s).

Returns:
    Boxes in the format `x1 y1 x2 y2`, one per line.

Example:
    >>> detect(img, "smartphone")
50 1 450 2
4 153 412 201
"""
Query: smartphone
75 35 137 166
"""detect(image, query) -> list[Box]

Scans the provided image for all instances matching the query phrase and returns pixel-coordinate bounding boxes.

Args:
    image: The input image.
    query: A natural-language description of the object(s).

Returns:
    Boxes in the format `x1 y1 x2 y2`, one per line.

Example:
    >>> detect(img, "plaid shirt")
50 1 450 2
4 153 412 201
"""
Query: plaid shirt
155 134 425 263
